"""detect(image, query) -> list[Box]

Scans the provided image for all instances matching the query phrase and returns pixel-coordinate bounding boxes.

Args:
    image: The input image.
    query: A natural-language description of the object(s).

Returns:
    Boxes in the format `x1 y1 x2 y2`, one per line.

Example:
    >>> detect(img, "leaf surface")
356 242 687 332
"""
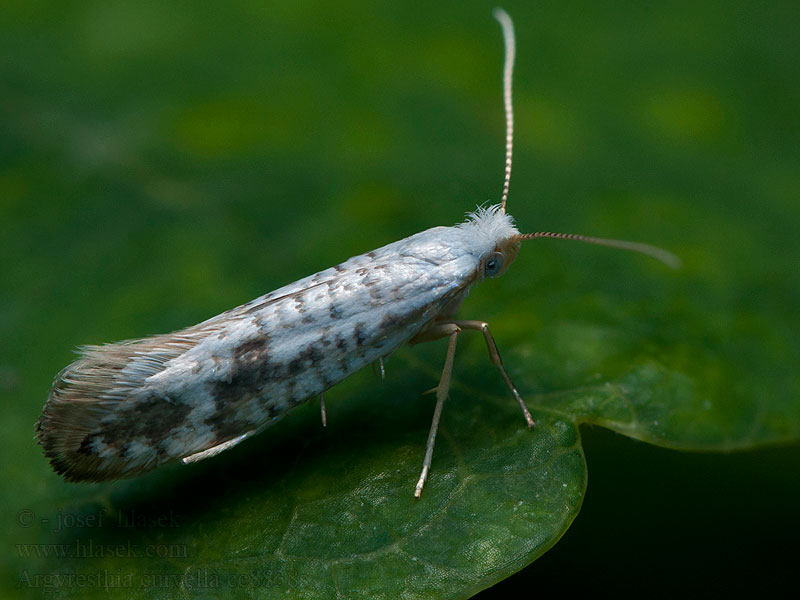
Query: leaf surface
2 1 799 598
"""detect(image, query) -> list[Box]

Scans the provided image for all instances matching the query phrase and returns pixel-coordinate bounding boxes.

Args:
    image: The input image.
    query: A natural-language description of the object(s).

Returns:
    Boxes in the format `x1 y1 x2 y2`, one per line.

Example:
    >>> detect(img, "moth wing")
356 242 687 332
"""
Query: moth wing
37 225 478 482
35 281 332 482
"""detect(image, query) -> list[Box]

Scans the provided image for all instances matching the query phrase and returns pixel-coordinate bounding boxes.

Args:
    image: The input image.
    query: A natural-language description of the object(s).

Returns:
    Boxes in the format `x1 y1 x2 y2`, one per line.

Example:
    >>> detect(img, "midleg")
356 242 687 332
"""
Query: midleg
449 320 535 428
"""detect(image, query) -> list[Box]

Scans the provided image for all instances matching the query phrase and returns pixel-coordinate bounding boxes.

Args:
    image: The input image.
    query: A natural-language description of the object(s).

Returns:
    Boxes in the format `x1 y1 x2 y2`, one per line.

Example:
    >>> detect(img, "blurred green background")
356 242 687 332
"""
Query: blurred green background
2 0 799 597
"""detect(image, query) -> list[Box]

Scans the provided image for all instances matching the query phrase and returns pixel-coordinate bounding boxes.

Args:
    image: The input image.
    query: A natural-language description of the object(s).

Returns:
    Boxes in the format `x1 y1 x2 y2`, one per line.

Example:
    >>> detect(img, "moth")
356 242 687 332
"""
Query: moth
36 9 678 497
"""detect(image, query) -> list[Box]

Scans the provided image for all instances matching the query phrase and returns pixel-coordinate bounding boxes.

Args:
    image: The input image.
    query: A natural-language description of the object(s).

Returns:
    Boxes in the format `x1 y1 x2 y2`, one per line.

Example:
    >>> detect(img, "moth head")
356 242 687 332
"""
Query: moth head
481 238 521 279
457 204 522 278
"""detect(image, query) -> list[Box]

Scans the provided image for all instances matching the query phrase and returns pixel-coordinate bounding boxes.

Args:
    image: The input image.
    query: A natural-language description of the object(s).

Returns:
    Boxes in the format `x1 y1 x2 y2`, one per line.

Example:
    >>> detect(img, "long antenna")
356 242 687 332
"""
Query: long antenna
493 8 515 213
517 231 682 269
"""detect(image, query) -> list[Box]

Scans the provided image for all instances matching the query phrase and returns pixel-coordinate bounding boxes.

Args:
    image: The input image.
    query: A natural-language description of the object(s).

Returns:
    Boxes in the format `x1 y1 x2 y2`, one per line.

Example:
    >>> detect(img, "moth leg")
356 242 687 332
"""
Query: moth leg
182 430 257 464
320 392 327 427
449 320 535 428
413 322 461 498
372 356 386 380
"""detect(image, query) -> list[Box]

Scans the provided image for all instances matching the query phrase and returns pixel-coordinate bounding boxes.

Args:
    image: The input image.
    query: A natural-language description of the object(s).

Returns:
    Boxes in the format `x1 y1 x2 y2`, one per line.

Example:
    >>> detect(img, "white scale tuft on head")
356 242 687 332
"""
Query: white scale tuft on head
456 204 520 256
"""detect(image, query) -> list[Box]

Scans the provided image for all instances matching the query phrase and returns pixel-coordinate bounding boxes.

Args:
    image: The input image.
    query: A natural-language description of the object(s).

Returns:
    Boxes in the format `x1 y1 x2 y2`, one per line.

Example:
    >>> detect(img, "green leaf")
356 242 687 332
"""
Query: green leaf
2 1 799 598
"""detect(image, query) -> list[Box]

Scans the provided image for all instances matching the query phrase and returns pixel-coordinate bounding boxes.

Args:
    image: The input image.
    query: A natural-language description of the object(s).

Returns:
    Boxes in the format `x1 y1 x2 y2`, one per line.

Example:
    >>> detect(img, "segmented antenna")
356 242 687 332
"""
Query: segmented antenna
517 231 682 269
493 9 680 270
493 8 515 213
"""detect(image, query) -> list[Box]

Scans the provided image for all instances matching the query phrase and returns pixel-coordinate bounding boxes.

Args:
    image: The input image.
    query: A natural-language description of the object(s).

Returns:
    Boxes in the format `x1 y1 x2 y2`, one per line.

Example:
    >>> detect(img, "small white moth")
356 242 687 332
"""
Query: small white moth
36 9 678 497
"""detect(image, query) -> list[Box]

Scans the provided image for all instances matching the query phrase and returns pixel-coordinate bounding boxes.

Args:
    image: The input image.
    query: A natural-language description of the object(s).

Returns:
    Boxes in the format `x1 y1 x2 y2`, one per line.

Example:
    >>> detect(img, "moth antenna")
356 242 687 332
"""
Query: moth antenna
517 231 682 269
493 7 515 213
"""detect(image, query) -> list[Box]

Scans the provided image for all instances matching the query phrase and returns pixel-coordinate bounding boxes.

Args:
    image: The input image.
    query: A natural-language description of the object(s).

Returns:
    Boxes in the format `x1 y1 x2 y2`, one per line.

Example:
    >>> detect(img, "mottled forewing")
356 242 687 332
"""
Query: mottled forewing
37 225 480 481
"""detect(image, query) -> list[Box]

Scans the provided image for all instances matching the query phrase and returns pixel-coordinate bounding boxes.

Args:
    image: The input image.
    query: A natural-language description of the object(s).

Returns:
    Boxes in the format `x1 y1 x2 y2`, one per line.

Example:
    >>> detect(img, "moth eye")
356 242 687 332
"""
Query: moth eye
484 252 504 278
